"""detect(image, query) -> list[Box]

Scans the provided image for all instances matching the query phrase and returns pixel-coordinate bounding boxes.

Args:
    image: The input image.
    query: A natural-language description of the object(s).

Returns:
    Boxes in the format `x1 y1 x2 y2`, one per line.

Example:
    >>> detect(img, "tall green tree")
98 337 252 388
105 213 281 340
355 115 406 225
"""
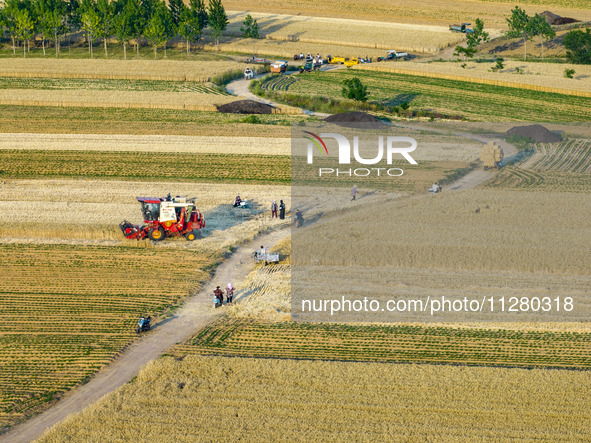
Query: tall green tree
178 2 201 55
4 0 23 55
240 13 259 57
96 0 113 57
34 0 50 55
14 8 35 57
114 0 135 58
506 6 532 61
208 0 227 50
81 7 100 57
46 6 67 57
529 13 555 59
144 5 166 59
168 0 183 26
65 0 80 53
563 28 591 65
454 18 488 61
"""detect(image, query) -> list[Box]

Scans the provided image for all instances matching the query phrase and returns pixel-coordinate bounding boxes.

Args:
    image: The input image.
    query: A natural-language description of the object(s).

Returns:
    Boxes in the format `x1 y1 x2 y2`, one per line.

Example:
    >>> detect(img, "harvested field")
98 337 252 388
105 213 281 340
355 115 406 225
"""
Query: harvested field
224 0 591 27
219 12 466 54
0 59 244 82
0 77 229 94
0 244 213 431
0 89 241 111
354 61 591 97
293 189 591 274
285 70 591 121
0 179 290 246
0 150 290 184
519 139 591 173
0 105 304 137
0 133 291 156
486 167 591 192
38 355 591 441
172 320 591 368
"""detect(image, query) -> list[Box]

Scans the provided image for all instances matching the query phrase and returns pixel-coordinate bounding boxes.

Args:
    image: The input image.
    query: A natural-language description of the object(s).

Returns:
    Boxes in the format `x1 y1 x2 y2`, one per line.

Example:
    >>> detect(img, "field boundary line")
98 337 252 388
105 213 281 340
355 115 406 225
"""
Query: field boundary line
353 65 591 98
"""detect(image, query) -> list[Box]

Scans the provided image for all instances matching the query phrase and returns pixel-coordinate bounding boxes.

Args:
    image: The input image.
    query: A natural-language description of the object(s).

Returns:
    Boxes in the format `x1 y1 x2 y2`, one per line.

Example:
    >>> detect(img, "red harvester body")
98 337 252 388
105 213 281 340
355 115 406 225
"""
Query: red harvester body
120 196 205 241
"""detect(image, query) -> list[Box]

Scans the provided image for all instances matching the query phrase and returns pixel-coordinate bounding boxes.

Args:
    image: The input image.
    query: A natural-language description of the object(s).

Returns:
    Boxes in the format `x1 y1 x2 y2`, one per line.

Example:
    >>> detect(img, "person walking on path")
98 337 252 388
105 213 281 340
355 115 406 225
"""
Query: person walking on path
279 200 286 219
351 185 357 201
271 200 278 218
214 286 224 307
226 283 235 304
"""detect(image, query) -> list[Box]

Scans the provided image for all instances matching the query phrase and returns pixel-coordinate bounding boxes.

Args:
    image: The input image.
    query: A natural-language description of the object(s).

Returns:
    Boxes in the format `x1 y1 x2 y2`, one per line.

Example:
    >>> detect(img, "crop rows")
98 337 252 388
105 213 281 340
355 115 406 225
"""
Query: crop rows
171 320 591 370
487 166 591 192
285 70 591 121
520 139 591 173
0 77 229 95
261 75 299 92
0 150 290 184
0 243 212 431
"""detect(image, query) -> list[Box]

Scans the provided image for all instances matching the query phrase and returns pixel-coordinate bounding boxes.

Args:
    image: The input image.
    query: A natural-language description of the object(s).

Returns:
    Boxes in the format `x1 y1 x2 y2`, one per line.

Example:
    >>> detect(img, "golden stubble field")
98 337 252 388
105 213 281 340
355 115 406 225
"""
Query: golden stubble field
37 355 591 442
0 59 244 81
224 0 591 27
0 179 290 254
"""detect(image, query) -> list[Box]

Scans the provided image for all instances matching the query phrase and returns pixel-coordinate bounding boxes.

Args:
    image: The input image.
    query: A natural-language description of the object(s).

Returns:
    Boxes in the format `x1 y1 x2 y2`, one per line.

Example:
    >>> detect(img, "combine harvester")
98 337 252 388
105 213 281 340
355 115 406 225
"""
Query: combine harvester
120 196 205 242
449 23 474 33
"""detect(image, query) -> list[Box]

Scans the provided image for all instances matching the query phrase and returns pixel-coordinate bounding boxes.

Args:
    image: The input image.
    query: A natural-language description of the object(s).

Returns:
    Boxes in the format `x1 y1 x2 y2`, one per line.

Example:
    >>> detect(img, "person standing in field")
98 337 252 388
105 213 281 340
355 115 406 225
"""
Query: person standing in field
271 200 278 218
351 185 357 201
214 286 224 307
226 283 234 304
279 200 286 219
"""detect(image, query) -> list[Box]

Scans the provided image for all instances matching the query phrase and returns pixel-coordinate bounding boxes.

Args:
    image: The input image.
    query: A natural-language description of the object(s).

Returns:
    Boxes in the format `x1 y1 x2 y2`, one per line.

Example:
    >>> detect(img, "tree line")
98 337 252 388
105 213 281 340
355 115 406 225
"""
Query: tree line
0 0 242 58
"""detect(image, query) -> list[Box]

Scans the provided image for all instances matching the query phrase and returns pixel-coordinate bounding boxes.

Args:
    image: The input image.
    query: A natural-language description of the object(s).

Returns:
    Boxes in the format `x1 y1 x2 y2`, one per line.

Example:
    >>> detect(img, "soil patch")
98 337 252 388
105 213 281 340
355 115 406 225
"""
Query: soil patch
217 100 275 114
506 124 562 143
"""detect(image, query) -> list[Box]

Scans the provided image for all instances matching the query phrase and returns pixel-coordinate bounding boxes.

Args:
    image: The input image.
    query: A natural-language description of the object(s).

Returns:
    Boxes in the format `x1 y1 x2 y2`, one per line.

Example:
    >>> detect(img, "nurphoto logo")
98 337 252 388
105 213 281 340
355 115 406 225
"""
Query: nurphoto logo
304 131 418 177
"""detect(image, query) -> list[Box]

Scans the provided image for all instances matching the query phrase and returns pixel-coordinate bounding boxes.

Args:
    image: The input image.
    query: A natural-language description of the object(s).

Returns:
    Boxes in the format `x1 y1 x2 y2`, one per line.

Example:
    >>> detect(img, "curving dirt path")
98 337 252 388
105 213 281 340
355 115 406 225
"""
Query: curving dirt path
1 227 289 443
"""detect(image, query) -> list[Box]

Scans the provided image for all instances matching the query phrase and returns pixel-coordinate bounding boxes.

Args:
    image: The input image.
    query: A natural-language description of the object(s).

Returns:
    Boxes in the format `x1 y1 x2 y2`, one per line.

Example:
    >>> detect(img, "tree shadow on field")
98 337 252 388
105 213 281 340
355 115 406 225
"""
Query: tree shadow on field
199 202 265 238
379 93 420 108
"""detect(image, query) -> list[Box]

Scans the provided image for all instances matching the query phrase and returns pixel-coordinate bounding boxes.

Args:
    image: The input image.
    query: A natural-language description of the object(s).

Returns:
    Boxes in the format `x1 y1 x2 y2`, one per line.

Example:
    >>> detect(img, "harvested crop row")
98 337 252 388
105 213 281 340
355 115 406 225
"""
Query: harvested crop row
0 59 244 82
0 105 303 137
486 167 591 192
0 243 213 431
0 89 241 111
354 61 591 97
218 11 466 54
37 355 591 441
0 77 230 94
172 320 591 369
0 150 290 184
0 133 291 156
520 139 591 173
285 70 591 121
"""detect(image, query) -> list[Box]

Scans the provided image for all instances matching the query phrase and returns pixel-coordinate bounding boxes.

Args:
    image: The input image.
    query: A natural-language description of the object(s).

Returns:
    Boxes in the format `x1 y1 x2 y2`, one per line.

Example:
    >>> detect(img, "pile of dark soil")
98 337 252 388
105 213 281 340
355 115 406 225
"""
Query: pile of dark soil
217 100 275 114
541 11 579 26
506 124 562 143
324 111 386 129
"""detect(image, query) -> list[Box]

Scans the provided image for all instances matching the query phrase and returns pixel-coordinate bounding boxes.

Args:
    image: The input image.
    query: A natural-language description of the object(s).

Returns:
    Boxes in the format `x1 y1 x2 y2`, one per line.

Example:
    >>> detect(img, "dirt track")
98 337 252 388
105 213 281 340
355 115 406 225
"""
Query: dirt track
1 227 290 443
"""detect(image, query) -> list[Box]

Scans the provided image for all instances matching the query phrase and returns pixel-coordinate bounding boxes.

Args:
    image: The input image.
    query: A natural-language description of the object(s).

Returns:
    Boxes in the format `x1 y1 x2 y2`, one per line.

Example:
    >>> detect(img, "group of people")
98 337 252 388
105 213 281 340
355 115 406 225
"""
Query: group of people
213 283 234 308
270 200 286 219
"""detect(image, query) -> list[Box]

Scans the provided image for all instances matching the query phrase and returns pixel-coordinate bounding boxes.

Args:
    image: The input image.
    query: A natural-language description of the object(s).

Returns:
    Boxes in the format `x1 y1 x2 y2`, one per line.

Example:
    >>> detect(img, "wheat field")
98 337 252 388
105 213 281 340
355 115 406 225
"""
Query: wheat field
0 89 241 111
0 59 244 82
0 133 292 156
355 61 591 96
224 0 591 27
217 12 466 55
37 355 591 442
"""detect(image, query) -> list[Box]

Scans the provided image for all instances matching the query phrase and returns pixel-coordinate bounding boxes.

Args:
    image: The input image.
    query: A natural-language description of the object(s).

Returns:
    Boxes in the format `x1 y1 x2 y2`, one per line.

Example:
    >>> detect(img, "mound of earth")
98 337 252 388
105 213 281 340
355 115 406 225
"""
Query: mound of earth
217 100 275 114
324 111 386 129
506 124 562 143
541 11 579 26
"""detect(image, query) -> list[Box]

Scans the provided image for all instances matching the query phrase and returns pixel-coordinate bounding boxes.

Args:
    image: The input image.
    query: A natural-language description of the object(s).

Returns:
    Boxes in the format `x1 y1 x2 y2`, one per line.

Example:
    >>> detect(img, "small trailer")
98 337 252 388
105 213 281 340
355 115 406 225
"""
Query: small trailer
254 250 280 264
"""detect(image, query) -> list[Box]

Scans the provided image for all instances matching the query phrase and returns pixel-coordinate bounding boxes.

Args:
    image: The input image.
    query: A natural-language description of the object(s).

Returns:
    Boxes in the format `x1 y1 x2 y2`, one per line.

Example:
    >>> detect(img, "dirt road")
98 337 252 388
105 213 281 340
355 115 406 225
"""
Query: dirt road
1 227 289 443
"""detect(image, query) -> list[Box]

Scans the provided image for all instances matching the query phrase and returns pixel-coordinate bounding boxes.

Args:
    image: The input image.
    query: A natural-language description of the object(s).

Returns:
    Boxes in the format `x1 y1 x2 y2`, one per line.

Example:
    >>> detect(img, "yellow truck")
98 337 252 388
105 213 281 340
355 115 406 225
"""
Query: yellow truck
326 55 348 64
